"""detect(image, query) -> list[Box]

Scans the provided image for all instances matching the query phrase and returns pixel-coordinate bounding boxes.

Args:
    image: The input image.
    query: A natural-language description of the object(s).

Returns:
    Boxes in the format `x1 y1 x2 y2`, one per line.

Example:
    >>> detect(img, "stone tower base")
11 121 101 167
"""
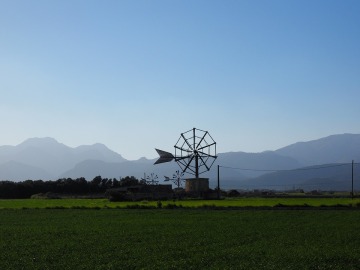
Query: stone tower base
185 178 209 193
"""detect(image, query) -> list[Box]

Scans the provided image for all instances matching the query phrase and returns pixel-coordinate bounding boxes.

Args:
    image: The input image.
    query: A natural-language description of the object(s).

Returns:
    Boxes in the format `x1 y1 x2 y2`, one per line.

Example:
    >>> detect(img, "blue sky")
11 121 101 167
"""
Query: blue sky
1 0 359 160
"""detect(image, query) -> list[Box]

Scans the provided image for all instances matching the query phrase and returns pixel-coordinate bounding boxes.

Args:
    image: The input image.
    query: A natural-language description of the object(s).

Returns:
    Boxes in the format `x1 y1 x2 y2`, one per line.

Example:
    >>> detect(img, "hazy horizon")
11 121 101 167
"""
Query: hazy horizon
1 1 359 159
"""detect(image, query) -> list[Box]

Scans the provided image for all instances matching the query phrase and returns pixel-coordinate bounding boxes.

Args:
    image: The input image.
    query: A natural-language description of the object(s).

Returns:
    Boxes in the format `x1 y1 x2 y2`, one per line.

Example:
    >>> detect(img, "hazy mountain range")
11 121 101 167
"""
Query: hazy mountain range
0 134 359 191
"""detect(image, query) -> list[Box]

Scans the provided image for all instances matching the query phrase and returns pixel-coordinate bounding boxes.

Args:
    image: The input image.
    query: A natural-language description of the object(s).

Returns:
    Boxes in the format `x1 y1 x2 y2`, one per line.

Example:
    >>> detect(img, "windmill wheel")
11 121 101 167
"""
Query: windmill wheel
174 128 217 178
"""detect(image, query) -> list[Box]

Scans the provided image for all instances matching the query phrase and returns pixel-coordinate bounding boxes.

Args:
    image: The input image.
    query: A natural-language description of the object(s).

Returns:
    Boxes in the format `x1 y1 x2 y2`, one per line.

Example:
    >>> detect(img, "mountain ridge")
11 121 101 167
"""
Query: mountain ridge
0 134 359 191
275 133 360 165
0 138 126 180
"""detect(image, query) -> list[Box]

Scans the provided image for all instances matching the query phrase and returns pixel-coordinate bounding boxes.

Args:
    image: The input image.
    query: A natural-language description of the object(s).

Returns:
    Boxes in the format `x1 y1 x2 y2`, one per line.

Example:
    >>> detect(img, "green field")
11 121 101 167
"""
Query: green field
1 197 360 209
1 198 359 269
1 208 359 269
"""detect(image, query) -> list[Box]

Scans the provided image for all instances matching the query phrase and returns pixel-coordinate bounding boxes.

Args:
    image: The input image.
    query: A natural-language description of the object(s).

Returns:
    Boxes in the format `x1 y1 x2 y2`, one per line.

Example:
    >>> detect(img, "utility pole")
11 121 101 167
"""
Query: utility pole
352 160 354 199
217 165 220 199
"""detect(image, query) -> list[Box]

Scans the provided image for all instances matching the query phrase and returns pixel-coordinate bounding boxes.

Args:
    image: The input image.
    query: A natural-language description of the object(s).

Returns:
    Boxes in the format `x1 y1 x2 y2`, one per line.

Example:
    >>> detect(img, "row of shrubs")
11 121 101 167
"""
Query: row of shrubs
18 202 360 210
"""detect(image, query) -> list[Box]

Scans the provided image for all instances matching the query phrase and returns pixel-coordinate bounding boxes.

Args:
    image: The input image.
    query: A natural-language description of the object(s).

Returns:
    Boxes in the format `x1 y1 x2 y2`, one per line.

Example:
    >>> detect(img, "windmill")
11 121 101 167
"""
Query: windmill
141 173 159 185
164 170 185 189
155 128 217 193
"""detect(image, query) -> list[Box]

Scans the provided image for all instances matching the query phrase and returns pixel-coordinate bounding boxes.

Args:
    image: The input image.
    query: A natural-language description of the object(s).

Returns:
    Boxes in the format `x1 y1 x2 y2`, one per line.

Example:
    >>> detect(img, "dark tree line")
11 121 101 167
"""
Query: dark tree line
0 176 144 199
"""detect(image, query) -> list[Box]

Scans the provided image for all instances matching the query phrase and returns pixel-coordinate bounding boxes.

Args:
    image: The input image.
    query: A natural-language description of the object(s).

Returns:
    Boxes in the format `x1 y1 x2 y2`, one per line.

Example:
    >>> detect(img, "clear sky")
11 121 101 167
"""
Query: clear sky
1 0 359 160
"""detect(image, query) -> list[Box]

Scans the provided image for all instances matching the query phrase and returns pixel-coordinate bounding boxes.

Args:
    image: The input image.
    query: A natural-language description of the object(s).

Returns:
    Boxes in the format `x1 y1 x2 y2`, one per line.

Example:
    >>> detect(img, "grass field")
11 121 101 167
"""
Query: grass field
1 208 359 269
1 197 360 209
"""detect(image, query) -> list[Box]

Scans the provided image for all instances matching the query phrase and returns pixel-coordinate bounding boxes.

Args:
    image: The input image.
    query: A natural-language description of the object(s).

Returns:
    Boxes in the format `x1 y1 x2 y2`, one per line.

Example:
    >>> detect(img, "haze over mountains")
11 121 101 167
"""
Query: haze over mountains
275 133 360 165
0 134 359 191
0 137 126 179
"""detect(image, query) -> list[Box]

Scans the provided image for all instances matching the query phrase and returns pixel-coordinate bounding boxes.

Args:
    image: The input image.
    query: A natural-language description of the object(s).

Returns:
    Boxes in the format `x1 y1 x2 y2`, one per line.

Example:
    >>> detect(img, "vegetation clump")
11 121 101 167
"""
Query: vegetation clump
0 175 145 199
31 192 60 199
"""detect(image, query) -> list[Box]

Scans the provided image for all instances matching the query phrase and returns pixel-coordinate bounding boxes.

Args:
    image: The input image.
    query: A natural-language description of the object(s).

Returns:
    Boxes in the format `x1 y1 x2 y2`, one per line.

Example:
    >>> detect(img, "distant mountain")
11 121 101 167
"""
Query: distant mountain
0 161 53 181
275 134 360 165
74 143 125 163
237 163 360 191
214 151 301 178
0 137 126 180
210 134 360 190
0 134 360 191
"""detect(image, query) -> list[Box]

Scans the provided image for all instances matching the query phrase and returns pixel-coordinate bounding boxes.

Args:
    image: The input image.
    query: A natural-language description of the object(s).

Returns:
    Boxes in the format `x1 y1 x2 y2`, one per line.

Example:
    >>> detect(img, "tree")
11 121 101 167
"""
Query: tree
119 176 141 187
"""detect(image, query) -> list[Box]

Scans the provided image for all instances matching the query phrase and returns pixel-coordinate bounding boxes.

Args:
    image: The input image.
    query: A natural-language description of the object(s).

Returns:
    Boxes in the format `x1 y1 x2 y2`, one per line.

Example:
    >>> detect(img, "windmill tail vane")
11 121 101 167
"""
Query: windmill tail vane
154 149 174 165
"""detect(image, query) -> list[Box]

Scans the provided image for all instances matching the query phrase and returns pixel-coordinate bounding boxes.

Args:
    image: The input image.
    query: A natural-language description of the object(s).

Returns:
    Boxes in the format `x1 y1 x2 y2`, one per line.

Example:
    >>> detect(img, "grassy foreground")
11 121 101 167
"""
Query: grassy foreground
1 209 360 269
0 197 360 209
